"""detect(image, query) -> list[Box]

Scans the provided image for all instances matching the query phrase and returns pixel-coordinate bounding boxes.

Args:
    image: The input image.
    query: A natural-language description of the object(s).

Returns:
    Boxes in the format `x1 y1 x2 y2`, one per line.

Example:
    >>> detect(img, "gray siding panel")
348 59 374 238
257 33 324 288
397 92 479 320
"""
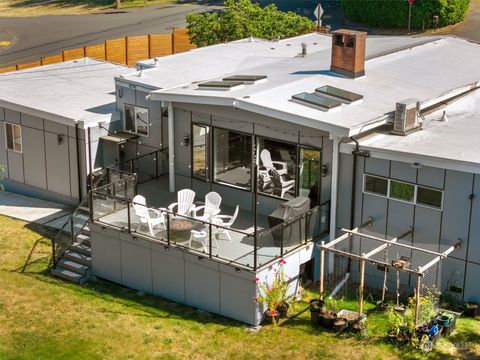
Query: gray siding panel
45 132 71 196
0 122 8 178
7 150 23 183
185 254 220 313
4 109 20 124
0 107 4 121
119 235 153 293
68 136 79 199
337 153 353 230
21 113 43 130
174 108 191 177
440 170 473 260
151 244 186 303
365 157 389 177
468 174 480 264
44 119 68 135
390 161 417 183
91 224 122 284
464 262 480 303
418 166 445 189
22 127 47 189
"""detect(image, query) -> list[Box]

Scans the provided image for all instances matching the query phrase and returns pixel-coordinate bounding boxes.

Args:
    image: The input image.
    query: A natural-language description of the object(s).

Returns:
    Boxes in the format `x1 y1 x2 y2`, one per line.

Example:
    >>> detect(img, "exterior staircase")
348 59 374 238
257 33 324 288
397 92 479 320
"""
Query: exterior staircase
51 208 93 284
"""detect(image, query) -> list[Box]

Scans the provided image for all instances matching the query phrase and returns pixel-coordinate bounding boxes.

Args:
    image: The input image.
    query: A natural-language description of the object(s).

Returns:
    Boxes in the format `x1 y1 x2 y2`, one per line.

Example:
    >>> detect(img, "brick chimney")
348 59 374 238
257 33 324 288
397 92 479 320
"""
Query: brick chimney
330 29 367 78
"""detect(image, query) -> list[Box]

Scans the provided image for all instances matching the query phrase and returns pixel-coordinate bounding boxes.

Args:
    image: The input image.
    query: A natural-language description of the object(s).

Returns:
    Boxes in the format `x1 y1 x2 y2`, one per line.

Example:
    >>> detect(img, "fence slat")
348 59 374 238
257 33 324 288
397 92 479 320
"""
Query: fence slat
126 35 149 66
63 47 86 61
85 43 106 60
16 61 42 70
0 65 18 74
41 54 63 65
149 34 173 58
106 38 127 65
173 28 196 54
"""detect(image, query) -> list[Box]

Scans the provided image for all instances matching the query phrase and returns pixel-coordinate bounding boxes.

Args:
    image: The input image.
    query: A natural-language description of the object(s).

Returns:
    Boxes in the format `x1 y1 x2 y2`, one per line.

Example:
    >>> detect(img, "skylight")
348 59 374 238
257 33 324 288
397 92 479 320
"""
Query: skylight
222 75 267 84
315 85 363 103
197 81 244 90
291 92 342 110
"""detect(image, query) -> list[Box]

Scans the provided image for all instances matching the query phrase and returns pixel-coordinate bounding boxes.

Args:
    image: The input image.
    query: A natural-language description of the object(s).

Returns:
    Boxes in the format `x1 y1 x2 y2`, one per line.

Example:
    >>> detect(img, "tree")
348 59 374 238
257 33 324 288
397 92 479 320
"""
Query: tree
186 0 315 47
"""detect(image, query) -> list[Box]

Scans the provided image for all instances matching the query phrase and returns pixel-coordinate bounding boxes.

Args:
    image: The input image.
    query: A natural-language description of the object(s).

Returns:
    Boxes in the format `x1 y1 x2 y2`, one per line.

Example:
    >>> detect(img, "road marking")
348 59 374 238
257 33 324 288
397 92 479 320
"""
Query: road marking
0 41 11 47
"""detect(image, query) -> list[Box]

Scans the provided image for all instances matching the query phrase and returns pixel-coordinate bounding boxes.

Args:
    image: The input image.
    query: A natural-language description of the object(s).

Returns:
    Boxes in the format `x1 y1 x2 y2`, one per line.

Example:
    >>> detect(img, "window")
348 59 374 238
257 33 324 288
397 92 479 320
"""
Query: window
390 180 415 203
417 186 443 209
364 175 388 196
213 128 252 189
192 124 209 181
5 123 22 152
124 104 149 136
299 147 321 200
257 137 296 199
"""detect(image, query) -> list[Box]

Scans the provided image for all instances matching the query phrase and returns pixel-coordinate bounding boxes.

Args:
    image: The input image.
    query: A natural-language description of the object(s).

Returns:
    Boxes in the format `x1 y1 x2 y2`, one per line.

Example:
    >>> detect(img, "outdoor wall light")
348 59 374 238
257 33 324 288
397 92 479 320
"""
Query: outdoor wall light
183 134 190 146
411 162 423 169
164 246 170 251
321 164 328 177
198 256 204 262
235 268 241 273
118 87 123 98
57 134 64 145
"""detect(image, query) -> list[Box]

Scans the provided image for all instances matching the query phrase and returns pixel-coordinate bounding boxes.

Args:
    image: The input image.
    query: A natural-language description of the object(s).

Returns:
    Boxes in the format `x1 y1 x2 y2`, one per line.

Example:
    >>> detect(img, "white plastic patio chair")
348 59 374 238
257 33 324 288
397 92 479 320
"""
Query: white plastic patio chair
260 149 288 176
168 189 196 217
132 195 166 236
213 205 239 242
192 191 222 222
189 229 218 251
271 169 295 198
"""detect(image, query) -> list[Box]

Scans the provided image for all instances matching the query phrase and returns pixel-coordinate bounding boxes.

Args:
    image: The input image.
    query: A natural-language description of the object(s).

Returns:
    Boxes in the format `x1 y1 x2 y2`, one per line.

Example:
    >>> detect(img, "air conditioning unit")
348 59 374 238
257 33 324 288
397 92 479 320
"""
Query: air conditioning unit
391 99 420 135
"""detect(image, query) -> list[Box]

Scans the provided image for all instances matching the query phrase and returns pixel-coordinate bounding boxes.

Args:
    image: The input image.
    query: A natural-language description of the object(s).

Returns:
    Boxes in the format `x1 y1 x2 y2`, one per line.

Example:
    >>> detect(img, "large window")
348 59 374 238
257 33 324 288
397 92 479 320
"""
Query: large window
192 124 209 181
5 123 22 152
213 128 252 189
124 104 149 136
363 174 443 210
299 147 321 204
257 137 296 199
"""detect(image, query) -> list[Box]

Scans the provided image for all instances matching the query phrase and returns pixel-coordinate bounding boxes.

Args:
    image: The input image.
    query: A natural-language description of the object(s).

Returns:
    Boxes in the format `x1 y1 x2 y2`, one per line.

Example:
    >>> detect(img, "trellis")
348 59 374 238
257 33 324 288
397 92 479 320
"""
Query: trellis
318 218 461 326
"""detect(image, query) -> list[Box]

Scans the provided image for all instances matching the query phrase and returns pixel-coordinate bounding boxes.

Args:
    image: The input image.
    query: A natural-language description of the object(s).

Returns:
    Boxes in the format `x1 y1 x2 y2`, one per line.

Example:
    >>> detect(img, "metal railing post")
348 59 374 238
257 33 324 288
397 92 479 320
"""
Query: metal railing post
166 214 170 246
89 190 94 221
209 223 213 258
280 223 284 256
155 150 159 179
51 235 56 268
127 199 131 233
254 232 258 271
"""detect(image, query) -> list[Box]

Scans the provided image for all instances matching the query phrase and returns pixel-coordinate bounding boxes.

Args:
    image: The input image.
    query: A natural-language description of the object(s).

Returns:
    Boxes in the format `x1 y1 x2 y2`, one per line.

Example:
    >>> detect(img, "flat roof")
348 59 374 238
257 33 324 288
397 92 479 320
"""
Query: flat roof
0 58 132 127
341 89 480 174
148 35 480 137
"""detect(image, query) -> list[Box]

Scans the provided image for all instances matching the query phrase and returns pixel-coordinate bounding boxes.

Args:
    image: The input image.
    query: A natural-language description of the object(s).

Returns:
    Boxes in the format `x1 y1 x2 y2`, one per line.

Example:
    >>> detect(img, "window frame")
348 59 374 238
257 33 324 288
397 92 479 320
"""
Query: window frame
389 179 416 204
212 126 254 192
363 174 389 198
123 103 150 137
191 122 210 182
5 122 22 153
416 185 444 211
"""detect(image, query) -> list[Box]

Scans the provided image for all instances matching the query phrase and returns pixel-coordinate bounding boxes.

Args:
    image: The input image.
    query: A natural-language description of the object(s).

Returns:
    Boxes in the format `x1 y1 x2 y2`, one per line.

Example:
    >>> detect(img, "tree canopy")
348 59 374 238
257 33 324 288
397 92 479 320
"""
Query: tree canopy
186 0 315 47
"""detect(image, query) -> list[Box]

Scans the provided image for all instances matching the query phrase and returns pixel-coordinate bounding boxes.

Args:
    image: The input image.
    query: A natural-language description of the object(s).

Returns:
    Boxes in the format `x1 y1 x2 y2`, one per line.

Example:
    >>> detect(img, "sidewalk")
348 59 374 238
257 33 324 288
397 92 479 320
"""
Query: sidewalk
0 190 72 229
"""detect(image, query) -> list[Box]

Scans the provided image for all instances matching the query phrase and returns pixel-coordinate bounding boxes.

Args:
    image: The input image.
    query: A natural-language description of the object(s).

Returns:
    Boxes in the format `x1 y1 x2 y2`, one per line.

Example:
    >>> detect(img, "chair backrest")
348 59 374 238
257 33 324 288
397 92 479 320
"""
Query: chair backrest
270 169 283 187
260 149 273 170
205 192 222 217
227 205 239 226
132 195 149 218
177 189 196 214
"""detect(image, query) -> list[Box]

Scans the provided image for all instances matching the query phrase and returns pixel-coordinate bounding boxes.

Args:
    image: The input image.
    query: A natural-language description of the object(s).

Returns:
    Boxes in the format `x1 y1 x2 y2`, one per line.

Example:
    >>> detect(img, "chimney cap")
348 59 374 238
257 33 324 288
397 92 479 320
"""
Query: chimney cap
332 29 367 37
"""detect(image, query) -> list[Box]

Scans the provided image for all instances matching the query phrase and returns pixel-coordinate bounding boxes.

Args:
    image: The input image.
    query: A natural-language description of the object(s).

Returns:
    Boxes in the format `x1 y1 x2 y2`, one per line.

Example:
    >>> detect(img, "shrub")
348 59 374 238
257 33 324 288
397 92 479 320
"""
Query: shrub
186 0 315 47
341 0 470 29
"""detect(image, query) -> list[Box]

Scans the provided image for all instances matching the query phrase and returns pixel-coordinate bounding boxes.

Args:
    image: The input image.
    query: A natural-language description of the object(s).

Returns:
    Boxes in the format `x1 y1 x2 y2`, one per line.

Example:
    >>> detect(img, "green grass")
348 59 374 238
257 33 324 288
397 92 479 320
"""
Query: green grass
0 215 479 359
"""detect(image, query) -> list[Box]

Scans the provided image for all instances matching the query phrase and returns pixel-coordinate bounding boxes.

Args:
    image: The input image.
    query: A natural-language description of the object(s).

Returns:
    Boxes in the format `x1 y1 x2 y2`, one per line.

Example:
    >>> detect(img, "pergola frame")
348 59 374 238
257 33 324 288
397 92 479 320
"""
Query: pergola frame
318 220 460 326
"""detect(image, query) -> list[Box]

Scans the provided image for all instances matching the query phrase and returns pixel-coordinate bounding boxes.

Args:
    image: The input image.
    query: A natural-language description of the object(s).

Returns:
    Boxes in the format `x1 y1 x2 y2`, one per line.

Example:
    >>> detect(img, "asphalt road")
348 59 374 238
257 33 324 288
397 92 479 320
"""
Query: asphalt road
0 2 220 67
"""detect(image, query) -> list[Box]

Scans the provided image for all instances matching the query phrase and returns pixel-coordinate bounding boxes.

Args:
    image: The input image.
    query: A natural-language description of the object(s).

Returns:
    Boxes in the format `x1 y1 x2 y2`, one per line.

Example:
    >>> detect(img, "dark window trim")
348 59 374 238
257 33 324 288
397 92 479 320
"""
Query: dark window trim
5 122 22 153
191 122 210 182
123 103 150 137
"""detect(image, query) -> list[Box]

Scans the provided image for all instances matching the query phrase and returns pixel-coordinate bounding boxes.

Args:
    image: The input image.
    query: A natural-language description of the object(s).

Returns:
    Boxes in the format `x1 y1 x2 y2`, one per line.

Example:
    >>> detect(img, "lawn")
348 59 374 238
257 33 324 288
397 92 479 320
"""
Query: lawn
0 215 479 359
0 0 179 16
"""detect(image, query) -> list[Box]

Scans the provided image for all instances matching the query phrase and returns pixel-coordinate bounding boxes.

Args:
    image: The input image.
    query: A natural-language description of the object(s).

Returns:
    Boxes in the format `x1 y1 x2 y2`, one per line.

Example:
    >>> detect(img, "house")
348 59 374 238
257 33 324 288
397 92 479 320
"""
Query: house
2 31 479 325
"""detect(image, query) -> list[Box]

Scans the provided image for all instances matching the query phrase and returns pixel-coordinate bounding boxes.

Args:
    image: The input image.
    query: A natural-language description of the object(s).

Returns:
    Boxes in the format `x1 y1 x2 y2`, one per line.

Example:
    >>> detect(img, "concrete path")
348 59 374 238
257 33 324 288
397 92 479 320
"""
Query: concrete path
0 190 71 229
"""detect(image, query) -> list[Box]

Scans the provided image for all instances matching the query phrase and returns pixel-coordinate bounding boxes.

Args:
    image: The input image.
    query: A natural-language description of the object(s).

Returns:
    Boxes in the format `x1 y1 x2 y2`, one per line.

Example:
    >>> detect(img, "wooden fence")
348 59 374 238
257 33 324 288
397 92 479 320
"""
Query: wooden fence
0 28 195 74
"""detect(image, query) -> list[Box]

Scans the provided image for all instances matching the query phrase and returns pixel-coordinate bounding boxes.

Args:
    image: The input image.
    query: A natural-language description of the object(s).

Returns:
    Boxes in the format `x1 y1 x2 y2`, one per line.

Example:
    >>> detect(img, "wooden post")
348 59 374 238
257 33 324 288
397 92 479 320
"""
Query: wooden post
115 0 121 9
358 254 366 317
414 271 421 327
319 241 325 300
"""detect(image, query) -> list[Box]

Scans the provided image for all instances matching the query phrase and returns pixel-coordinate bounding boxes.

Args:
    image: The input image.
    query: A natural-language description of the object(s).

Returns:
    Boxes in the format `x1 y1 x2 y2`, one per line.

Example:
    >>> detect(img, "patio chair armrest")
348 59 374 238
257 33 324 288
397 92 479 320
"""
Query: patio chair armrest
272 161 288 170
168 203 178 212
214 215 233 221
149 208 166 218
192 205 205 217
212 208 221 217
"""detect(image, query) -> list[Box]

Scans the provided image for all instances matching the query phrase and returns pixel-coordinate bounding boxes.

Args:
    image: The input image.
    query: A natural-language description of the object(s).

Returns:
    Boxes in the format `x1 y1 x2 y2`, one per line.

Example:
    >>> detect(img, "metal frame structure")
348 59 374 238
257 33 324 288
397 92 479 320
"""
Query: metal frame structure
318 218 461 326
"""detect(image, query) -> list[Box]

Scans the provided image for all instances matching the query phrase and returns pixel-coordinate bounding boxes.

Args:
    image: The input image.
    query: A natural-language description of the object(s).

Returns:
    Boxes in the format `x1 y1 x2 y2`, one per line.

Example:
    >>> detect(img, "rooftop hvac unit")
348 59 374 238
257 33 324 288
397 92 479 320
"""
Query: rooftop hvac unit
392 99 420 135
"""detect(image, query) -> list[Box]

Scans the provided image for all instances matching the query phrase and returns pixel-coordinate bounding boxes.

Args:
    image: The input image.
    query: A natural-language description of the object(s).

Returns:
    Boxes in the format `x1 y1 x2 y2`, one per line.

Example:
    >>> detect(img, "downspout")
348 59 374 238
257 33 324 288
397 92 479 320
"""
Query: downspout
328 136 340 274
75 123 82 203
167 102 175 192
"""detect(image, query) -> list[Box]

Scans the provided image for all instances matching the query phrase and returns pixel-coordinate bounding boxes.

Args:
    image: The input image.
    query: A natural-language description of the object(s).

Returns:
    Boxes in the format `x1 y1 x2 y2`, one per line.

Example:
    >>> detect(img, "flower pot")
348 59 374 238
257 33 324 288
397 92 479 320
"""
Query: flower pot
309 299 324 312
393 305 406 314
309 299 324 327
464 302 479 317
264 310 280 324
276 304 289 319
436 313 453 327
321 312 336 329
333 318 347 332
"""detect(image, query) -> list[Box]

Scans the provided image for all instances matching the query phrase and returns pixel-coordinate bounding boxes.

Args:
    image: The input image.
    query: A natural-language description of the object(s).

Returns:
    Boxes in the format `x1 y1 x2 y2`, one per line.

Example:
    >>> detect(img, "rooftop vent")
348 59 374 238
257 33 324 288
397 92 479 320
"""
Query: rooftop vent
222 75 267 84
391 99 421 136
330 29 367 79
315 85 363 103
291 92 342 111
197 80 244 91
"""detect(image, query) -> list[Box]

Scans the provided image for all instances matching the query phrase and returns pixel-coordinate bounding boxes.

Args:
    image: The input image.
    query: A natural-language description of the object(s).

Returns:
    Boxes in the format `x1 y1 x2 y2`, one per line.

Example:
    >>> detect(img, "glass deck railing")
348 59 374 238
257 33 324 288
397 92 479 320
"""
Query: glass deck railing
90 179 330 271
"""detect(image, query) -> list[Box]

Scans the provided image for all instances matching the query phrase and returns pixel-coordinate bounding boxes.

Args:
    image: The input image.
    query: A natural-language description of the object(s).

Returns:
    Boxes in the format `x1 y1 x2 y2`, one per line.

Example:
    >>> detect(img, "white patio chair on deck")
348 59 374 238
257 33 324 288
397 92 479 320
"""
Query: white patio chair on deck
168 189 196 217
213 205 239 242
271 169 295 198
192 191 222 222
132 195 166 236
260 149 288 176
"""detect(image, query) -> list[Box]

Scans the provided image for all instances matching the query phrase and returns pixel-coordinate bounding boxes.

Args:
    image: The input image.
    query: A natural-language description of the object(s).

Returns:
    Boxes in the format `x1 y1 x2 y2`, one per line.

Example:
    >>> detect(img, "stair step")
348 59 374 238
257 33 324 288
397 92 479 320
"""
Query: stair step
81 225 90 236
57 258 91 276
51 267 86 284
70 243 91 256
64 250 91 266
76 233 91 245
79 206 90 213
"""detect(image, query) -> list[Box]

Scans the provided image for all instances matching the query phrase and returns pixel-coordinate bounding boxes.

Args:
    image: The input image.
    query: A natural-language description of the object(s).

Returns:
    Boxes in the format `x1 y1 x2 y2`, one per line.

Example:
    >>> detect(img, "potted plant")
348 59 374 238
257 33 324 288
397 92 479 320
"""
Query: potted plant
309 299 324 327
464 302 479 317
256 259 293 324
333 317 347 332
321 298 338 329
386 304 407 342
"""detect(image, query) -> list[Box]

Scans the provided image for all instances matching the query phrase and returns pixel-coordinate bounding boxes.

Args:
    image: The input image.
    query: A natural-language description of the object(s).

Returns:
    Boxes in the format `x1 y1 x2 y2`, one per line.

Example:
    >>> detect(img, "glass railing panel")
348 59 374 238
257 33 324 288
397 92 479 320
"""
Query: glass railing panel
168 214 208 255
213 224 255 269
131 204 168 242
256 227 282 268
